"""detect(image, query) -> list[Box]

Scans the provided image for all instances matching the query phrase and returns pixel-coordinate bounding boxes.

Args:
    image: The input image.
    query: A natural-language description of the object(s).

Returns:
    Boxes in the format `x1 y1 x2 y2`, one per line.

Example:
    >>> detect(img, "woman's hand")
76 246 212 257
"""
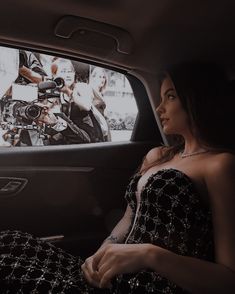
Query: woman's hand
92 243 154 288
81 253 102 288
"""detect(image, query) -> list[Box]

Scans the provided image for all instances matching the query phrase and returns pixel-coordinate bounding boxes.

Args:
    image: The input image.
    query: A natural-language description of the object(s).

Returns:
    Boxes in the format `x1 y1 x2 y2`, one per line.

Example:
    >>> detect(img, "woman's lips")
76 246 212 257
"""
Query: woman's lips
161 118 169 125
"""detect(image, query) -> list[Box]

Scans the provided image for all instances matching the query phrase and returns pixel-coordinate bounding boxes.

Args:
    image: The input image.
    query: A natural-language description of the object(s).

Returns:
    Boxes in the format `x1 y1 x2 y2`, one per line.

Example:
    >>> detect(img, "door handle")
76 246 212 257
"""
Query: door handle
0 177 28 197
40 235 65 243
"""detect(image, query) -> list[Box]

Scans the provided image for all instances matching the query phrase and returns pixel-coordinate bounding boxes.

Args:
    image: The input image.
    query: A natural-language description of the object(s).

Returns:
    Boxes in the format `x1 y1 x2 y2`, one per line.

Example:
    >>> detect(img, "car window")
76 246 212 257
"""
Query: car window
0 47 138 147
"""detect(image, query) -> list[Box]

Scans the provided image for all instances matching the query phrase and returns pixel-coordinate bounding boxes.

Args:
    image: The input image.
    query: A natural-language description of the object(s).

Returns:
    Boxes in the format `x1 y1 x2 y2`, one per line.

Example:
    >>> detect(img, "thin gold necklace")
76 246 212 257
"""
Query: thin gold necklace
180 150 208 158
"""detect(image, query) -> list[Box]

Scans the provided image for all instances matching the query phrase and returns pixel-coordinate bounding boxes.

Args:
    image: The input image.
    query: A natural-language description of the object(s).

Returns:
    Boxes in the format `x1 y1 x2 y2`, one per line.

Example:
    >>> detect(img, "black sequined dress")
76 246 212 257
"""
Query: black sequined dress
0 168 214 293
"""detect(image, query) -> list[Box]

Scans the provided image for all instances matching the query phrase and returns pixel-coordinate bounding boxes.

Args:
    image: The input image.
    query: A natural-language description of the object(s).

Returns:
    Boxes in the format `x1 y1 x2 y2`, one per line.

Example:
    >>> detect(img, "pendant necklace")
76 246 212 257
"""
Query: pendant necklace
180 150 208 158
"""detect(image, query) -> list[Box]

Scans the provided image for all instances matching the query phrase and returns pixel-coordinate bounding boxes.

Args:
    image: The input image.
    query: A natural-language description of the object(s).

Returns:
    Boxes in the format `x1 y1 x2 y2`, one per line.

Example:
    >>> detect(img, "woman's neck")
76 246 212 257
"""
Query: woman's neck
183 143 206 154
182 133 207 154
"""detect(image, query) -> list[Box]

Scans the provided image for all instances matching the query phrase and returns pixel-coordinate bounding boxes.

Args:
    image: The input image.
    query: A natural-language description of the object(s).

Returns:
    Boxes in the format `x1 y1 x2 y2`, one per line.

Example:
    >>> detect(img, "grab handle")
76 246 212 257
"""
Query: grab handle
55 15 134 54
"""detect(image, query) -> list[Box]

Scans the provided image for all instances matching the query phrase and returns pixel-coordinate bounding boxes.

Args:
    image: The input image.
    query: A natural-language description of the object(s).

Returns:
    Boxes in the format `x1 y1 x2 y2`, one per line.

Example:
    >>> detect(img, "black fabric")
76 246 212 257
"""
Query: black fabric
69 103 104 143
0 230 92 293
60 103 104 144
54 112 91 144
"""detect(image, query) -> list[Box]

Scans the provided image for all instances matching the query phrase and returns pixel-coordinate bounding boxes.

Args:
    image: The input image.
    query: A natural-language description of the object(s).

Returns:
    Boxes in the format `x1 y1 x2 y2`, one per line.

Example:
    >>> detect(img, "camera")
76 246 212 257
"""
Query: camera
1 99 42 125
1 77 65 127
14 101 42 121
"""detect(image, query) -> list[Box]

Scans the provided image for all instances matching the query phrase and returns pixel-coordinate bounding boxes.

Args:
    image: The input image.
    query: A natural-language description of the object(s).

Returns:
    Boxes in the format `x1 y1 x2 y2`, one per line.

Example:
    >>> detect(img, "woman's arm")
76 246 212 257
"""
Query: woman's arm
101 147 164 246
101 146 163 247
101 204 133 247
147 244 235 294
81 204 133 286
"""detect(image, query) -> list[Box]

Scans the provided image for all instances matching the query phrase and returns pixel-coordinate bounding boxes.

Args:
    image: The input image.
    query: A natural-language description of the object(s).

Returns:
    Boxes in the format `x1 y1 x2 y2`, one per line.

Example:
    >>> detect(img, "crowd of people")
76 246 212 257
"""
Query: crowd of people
0 49 111 146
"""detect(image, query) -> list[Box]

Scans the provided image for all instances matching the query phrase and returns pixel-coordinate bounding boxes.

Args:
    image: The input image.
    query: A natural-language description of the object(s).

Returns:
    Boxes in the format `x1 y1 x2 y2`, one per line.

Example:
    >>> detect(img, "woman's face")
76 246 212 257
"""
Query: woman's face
91 68 106 91
56 61 75 87
156 76 189 135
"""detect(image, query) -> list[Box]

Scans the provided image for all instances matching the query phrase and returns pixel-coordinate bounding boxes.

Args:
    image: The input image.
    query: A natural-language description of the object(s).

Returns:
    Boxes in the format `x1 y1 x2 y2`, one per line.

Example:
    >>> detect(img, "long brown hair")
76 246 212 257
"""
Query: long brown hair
141 62 235 173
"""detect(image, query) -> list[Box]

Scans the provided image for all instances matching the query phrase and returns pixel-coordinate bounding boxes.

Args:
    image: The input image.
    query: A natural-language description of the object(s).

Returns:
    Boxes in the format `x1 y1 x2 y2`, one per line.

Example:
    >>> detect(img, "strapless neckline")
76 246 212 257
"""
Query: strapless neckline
138 167 193 181
136 168 196 192
130 167 208 210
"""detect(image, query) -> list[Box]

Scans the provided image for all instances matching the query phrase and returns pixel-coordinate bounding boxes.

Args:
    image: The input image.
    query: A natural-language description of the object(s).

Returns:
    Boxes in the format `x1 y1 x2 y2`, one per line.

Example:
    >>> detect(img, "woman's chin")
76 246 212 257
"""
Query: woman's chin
162 126 169 133
162 127 175 135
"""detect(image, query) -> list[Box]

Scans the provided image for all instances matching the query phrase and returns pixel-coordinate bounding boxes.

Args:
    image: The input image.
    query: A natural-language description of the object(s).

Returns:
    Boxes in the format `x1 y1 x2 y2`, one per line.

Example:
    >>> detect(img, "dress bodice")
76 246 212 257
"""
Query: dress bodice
124 168 214 261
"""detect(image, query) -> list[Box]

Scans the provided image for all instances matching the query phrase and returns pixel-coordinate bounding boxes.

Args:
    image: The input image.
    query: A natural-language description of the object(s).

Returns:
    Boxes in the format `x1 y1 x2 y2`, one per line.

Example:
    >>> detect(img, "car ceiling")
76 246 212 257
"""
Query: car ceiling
1 0 235 74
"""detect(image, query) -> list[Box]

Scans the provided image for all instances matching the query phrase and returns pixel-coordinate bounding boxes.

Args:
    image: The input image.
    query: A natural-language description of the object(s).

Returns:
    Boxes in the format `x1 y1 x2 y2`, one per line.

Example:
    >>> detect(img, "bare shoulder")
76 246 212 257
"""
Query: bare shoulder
145 146 165 164
140 146 165 172
205 152 235 178
204 152 235 200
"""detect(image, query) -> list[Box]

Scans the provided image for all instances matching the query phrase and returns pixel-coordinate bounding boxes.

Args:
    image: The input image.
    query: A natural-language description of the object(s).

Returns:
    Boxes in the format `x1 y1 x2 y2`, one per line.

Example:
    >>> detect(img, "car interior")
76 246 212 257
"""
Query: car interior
0 0 234 261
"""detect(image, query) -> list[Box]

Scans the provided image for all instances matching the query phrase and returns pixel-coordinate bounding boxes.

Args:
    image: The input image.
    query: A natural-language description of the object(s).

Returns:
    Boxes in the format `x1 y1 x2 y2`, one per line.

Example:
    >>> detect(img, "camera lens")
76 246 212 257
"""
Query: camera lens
54 77 65 89
25 105 42 120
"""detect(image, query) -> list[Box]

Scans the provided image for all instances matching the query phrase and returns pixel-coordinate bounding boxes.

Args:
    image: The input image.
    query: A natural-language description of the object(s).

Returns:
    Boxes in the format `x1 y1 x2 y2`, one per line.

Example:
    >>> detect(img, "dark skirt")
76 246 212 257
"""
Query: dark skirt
0 230 92 293
0 230 188 294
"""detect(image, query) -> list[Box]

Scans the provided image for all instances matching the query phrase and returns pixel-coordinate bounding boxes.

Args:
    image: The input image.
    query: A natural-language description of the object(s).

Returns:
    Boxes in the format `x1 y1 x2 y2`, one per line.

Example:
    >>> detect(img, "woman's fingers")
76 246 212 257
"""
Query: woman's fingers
81 263 95 286
96 250 113 276
92 246 107 272
95 247 118 288
97 261 115 289
81 258 100 287
90 246 117 289
99 268 114 289
81 247 111 288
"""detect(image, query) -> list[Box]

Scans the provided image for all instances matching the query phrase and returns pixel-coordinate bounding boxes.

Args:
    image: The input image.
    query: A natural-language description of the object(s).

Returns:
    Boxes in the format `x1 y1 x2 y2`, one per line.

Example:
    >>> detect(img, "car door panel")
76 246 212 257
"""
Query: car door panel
0 140 157 257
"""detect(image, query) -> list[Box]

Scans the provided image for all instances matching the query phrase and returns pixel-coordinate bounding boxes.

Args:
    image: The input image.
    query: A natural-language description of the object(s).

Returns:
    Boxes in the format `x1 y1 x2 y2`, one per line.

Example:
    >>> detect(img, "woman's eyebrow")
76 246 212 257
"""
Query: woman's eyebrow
164 88 175 96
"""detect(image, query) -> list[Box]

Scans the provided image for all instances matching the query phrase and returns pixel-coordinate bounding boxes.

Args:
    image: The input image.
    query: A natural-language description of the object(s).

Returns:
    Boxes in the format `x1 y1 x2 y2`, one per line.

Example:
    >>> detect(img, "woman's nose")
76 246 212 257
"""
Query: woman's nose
156 102 164 114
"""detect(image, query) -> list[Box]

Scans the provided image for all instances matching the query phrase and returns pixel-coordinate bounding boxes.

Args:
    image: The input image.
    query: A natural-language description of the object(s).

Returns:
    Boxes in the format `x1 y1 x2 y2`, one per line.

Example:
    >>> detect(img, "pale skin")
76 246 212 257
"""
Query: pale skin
81 77 235 293
90 67 107 93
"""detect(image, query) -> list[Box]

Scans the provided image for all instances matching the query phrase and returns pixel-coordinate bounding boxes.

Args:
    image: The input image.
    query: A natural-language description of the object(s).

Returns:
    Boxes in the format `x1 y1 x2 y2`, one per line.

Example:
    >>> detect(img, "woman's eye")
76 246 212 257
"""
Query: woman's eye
168 94 175 100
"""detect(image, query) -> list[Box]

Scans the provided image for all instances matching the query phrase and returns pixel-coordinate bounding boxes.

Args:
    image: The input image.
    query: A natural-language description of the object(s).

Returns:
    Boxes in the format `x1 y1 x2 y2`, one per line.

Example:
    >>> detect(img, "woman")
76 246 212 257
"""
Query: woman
89 66 111 141
0 62 235 293
89 66 107 115
81 63 235 293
